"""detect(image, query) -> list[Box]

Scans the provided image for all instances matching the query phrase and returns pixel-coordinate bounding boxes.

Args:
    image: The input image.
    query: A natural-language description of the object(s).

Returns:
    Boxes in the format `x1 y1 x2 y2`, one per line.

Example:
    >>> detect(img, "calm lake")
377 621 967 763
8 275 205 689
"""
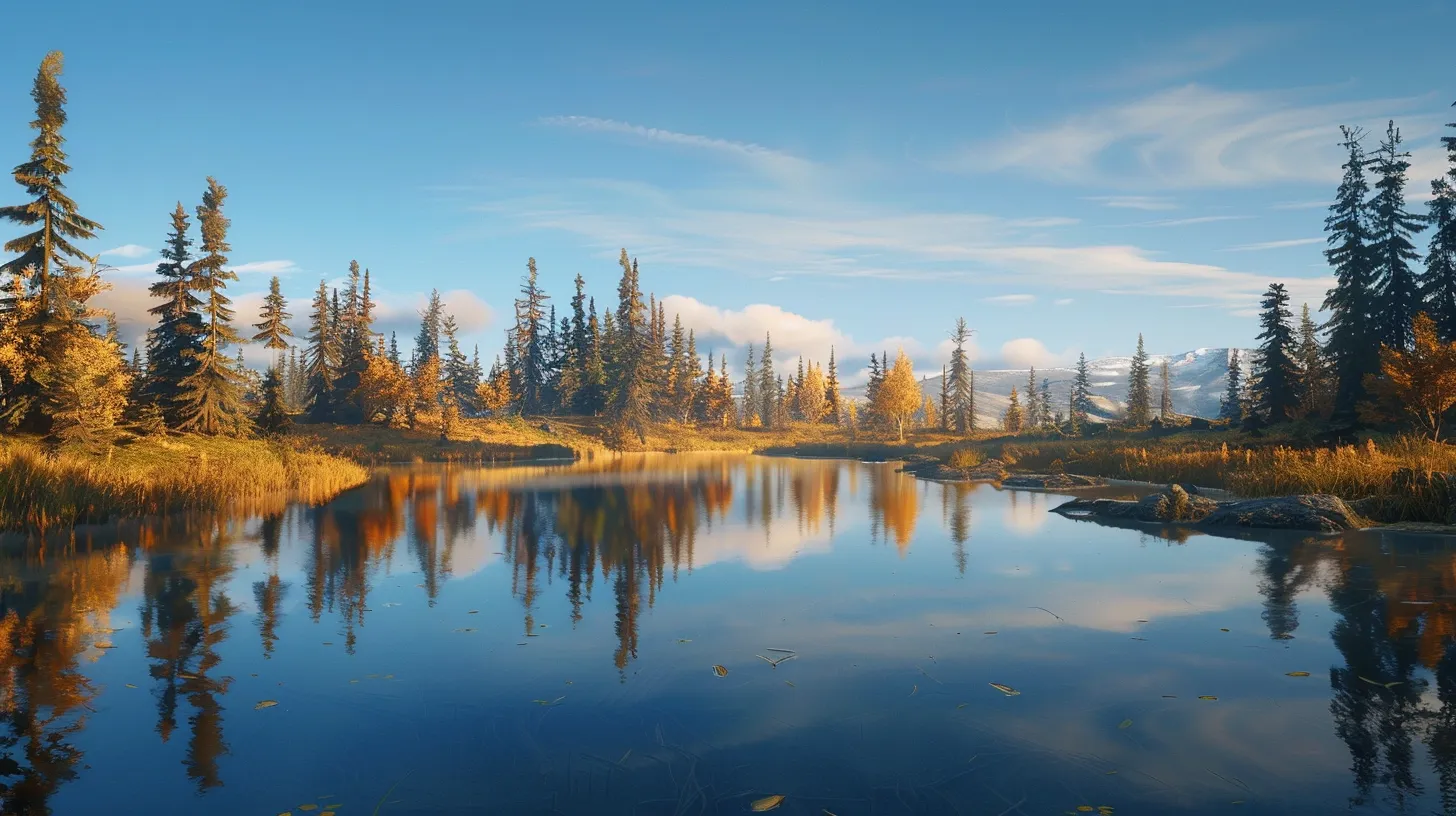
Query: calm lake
3 454 1456 815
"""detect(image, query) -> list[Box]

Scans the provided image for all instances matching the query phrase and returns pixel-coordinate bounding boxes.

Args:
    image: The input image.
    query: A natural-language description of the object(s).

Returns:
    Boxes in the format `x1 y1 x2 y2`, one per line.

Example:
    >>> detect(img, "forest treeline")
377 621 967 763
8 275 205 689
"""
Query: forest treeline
1 52 1454 451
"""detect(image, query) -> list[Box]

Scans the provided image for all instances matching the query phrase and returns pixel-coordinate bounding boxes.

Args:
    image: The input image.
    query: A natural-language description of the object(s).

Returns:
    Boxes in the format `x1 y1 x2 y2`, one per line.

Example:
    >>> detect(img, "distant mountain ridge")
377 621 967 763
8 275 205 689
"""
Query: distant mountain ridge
841 348 1256 425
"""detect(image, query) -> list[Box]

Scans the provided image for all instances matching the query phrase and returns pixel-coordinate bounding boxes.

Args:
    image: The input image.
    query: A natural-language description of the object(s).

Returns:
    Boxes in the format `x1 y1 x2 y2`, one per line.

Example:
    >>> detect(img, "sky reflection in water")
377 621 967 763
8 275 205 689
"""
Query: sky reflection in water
3 454 1456 815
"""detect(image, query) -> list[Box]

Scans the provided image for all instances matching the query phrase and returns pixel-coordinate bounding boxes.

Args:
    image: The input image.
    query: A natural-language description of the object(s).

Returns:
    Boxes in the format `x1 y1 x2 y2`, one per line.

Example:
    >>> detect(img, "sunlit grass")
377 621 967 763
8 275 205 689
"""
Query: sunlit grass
0 433 369 531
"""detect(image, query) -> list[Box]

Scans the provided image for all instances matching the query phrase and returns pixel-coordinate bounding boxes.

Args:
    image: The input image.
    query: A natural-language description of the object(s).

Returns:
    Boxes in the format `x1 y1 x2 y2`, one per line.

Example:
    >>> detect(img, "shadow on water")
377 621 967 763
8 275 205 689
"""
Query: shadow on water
4 455 1456 813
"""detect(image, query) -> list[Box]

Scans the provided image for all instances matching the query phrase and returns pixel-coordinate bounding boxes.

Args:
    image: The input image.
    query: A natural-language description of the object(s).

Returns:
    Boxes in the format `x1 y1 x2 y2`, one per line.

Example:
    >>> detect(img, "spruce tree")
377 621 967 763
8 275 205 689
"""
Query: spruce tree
412 289 443 371
825 346 841 424
676 328 700 423
255 366 290 435
580 298 606 415
442 314 476 412
143 203 203 425
608 250 652 440
1004 387 1023 433
1040 377 1054 431
1369 121 1425 351
1424 107 1456 341
1025 366 1039 429
513 258 550 414
1297 303 1330 418
741 343 759 426
388 331 401 366
1125 334 1152 426
0 52 105 430
1220 350 1244 421
251 275 293 365
1071 352 1093 430
1322 126 1380 418
0 52 102 320
864 352 882 416
1252 282 1301 422
305 279 340 420
330 261 370 422
939 365 951 431
948 318 974 434
176 178 247 435
1158 361 1174 419
758 333 777 428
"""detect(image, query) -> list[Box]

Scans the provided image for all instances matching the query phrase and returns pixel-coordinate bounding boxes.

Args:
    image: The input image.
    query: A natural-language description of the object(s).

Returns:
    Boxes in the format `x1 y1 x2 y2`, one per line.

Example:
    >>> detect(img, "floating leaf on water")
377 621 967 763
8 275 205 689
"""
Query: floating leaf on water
1162 695 1177 698
366 674 380 679
1077 808 1094 813
1219 628 1230 632
678 638 692 643
298 807 318 813
784 681 795 687
1118 719 1133 730
1136 619 1148 623
322 642 334 646
750 795 785 812
453 628 477 633
349 679 359 684
910 684 918 696
1286 671 1311 677
1130 637 1147 641
278 812 291 816
983 631 997 635
1197 695 1218 701
989 683 1020 696
531 696 566 706
955 703 968 709
125 683 137 689
711 665 729 677
383 674 394 680
255 700 278 710
1105 770 1118 775
321 812 336 816
468 610 479 614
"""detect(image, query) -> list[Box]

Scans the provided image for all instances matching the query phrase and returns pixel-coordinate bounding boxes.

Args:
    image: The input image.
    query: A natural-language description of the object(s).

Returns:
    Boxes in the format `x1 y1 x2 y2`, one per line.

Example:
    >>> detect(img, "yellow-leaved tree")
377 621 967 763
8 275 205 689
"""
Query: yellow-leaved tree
358 341 411 426
798 362 828 423
873 349 922 441
408 355 443 430
1363 312 1456 440
37 330 131 448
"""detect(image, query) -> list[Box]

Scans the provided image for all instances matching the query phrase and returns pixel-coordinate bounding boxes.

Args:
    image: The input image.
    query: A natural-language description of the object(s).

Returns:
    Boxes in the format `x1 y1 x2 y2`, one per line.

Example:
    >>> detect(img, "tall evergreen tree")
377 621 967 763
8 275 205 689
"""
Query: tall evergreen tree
1071 352 1093 430
512 258 550 413
1158 361 1174 419
864 352 882 413
255 366 290 435
741 343 759 426
441 314 476 412
1040 377 1054 431
1297 303 1331 418
1369 121 1425 351
412 289 443 371
0 52 102 320
330 261 370 422
758 333 777 428
1323 126 1380 418
143 203 203 425
305 279 340 420
608 250 652 440
1004 387 1023 433
1424 106 1456 341
579 298 606 415
948 318 974 434
675 328 701 423
176 178 247 435
1220 349 1244 421
1125 334 1152 426
0 52 105 430
251 275 293 366
825 346 841 424
938 365 951 431
1252 282 1301 422
1025 366 1039 429
387 331 401 366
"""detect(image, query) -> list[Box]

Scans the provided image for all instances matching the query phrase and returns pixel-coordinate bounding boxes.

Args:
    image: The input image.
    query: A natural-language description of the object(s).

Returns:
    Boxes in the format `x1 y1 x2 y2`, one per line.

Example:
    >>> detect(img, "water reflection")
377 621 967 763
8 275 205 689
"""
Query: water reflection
6 457 1456 812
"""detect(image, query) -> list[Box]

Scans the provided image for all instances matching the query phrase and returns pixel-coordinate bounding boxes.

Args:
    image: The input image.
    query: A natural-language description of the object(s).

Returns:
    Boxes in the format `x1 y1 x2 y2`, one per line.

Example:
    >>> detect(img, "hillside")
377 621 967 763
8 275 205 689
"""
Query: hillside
842 348 1254 424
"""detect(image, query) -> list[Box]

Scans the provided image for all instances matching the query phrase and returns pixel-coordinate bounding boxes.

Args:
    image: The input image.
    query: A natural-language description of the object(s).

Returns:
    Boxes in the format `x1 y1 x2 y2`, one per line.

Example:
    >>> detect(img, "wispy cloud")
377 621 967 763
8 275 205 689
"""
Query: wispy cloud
1094 25 1283 90
953 84 1441 188
1083 195 1178 211
982 294 1036 305
1127 215 1254 227
540 115 814 182
99 244 151 259
1225 237 1323 252
1054 298 1075 306
229 260 299 275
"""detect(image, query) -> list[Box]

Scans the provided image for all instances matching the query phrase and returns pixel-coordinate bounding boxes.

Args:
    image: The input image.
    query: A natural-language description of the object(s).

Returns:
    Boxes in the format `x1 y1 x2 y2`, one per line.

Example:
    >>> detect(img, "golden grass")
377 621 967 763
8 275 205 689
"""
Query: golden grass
0 434 370 531
955 433 1456 512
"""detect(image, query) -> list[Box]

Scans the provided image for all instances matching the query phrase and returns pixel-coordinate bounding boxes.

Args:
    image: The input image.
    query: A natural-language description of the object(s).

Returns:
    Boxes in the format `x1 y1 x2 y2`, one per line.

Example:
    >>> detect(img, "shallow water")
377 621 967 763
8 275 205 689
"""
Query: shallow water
3 454 1456 815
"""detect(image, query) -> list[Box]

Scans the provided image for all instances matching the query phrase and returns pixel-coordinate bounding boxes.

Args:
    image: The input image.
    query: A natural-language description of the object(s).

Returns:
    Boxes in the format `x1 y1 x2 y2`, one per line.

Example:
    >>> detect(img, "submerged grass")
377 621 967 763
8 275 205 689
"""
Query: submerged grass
0 433 370 531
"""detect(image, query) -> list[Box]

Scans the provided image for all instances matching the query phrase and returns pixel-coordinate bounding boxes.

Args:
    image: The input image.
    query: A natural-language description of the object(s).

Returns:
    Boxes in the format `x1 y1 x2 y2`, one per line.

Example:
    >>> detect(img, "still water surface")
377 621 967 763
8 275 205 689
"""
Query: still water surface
3 455 1456 815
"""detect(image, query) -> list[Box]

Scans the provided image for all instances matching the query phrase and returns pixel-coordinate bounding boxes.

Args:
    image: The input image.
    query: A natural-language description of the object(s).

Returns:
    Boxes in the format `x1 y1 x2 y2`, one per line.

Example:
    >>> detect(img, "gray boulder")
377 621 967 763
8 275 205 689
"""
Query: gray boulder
1001 473 1106 489
1052 486 1365 533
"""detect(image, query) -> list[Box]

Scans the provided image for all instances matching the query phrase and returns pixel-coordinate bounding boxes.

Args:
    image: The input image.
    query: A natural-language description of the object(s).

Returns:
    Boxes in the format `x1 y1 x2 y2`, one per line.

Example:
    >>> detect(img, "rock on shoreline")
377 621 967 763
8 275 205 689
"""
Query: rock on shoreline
1051 485 1368 533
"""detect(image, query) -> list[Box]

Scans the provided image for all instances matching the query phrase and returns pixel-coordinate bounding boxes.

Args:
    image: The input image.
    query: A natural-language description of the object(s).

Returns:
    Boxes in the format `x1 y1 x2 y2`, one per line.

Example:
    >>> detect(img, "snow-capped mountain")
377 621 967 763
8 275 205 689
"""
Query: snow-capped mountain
843 348 1256 424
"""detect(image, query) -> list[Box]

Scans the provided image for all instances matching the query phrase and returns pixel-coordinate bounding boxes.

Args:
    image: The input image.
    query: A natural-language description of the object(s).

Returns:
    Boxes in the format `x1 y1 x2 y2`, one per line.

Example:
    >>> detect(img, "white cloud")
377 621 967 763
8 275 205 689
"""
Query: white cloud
1054 298 1075 306
1127 215 1254 227
956 84 1441 188
540 115 814 183
999 338 1069 369
981 294 1035 305
664 295 851 366
106 260 159 274
1083 195 1177 210
1225 237 1323 252
229 260 299 275
99 244 151 259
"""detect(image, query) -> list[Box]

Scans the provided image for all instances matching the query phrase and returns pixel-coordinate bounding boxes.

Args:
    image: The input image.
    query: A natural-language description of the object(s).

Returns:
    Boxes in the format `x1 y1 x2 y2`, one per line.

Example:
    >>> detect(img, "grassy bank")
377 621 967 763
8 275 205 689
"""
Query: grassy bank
944 432 1456 519
0 434 370 531
299 415 973 463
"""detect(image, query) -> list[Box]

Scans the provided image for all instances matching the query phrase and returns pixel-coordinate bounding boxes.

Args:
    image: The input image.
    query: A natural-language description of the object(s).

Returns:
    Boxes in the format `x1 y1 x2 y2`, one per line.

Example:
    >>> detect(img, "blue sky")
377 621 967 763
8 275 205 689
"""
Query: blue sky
3 0 1452 379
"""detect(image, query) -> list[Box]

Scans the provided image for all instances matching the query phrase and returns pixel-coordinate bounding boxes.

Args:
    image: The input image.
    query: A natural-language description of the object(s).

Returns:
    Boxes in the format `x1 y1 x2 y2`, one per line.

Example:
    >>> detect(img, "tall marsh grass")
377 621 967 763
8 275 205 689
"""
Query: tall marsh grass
0 435 370 531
